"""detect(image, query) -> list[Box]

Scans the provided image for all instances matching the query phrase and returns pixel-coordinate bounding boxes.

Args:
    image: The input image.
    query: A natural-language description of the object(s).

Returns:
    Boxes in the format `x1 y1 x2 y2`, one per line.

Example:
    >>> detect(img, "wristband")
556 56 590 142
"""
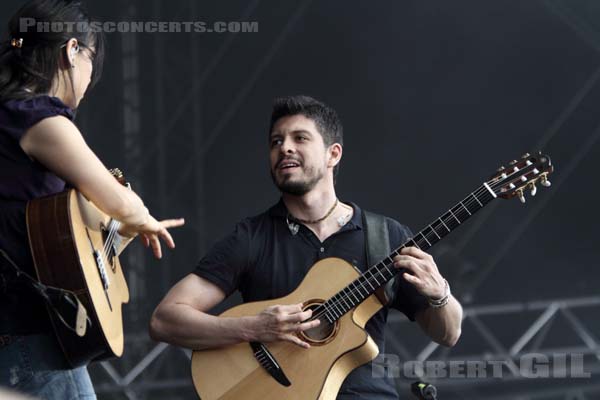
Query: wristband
428 279 450 309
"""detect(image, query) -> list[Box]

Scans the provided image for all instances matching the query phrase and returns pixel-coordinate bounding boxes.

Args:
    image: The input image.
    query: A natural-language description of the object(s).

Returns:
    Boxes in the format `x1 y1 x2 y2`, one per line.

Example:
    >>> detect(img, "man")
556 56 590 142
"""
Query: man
149 95 462 399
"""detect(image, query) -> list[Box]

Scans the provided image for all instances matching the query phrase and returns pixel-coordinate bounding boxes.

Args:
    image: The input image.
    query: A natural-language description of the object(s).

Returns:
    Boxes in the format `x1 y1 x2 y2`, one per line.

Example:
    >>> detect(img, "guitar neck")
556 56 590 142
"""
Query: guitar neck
320 183 498 323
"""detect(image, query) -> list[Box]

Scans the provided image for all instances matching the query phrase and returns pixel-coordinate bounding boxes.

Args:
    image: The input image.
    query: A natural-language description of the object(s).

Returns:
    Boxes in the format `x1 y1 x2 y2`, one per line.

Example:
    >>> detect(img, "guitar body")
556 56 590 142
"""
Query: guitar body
191 258 384 400
26 189 129 367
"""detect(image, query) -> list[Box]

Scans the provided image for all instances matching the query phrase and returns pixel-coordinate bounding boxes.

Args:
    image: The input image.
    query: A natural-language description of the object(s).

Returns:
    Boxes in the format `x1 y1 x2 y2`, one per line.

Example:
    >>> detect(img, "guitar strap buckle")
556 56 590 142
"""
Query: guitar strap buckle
74 295 88 337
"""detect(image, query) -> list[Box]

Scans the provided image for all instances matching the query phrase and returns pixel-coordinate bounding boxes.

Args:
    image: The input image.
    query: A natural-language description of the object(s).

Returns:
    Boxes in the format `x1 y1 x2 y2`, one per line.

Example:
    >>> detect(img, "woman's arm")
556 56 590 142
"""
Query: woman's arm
20 115 185 258
20 115 149 225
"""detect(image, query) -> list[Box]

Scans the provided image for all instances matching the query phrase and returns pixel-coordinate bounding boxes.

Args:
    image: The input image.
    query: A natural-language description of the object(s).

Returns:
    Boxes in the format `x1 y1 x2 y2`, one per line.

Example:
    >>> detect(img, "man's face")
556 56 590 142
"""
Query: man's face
269 114 330 196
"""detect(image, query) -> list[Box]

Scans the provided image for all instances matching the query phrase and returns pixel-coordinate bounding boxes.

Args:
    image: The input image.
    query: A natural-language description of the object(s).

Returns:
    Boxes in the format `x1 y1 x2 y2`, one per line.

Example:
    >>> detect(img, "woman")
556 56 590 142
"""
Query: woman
0 0 184 398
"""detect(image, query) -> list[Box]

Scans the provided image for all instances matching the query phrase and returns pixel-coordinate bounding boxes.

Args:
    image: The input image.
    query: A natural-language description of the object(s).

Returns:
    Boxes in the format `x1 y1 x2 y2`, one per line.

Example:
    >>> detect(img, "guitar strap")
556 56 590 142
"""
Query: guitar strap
362 210 396 306
0 248 89 337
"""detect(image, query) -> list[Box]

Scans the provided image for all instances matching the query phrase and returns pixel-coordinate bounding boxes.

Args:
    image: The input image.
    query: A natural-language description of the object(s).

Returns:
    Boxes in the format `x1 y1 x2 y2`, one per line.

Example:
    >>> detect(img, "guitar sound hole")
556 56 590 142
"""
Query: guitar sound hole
300 302 337 344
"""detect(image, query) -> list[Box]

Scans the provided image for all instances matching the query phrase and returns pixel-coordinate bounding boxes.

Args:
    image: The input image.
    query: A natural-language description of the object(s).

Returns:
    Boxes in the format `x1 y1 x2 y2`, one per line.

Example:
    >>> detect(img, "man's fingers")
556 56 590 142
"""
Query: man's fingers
280 308 312 324
284 334 311 349
403 272 423 286
393 257 423 274
295 319 320 332
401 246 432 260
275 303 305 315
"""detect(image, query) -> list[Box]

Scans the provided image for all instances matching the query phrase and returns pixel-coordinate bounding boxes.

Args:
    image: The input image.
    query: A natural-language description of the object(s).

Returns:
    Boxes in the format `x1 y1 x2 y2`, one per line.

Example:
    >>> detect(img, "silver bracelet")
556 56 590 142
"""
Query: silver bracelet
428 279 450 309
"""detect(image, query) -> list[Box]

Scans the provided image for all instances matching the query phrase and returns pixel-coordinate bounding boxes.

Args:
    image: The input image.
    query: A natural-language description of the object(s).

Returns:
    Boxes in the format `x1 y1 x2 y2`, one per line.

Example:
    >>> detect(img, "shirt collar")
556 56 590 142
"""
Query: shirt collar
268 198 363 230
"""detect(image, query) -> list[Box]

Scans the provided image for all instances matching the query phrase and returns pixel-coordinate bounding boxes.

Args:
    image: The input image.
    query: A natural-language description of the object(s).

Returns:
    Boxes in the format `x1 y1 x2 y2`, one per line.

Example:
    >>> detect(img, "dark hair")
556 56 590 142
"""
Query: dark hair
270 95 344 177
0 0 104 102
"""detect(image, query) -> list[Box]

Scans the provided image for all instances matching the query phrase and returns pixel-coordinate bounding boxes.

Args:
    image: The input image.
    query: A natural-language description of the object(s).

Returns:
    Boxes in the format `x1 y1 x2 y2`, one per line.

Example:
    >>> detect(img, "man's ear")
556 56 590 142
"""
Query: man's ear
328 143 343 168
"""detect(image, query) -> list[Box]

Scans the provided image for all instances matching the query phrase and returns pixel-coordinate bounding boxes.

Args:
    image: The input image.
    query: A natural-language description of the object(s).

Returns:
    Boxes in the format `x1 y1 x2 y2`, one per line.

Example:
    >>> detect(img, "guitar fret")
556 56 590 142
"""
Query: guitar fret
438 217 451 232
449 209 461 224
364 274 376 290
471 192 483 207
384 264 395 278
330 296 342 317
349 282 361 303
419 231 432 247
459 201 472 216
408 239 421 249
329 302 340 319
429 224 441 239
328 303 339 321
338 290 351 311
356 278 368 298
324 311 333 324
376 267 388 282
379 266 391 283
370 270 381 286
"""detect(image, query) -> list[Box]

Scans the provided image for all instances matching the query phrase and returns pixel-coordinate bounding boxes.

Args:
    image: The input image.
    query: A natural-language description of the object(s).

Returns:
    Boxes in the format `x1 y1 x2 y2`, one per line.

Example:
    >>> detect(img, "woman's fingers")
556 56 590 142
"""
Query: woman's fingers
160 218 185 229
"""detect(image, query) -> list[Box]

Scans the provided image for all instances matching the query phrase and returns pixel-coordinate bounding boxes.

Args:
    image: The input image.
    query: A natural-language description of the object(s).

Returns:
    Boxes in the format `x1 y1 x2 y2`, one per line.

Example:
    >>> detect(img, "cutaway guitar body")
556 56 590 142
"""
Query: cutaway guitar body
191 258 383 400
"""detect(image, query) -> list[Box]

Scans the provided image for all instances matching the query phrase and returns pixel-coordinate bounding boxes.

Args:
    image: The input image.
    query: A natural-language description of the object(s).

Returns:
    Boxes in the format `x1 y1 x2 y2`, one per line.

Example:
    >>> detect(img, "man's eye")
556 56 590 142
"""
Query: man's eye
271 139 282 147
297 136 307 141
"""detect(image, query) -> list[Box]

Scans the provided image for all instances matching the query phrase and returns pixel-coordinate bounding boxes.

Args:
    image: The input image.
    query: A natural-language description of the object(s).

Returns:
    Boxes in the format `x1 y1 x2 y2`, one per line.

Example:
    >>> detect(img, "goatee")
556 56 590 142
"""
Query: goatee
270 168 323 196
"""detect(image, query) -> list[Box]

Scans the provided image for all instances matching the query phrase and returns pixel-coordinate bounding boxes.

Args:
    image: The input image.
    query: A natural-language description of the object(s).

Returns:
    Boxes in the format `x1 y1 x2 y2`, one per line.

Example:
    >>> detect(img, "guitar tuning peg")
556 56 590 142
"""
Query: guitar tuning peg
529 182 537 196
522 152 531 159
540 174 551 187
508 160 518 166
496 166 505 172
517 189 526 204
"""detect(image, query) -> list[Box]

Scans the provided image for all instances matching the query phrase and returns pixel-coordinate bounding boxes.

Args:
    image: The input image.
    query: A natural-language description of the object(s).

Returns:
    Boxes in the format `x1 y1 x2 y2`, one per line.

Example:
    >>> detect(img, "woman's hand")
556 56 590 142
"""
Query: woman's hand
119 216 185 259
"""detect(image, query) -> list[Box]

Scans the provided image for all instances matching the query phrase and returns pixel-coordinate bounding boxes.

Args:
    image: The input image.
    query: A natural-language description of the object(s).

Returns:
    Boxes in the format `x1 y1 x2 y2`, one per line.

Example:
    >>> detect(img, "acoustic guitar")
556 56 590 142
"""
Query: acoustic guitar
26 168 131 367
191 152 554 399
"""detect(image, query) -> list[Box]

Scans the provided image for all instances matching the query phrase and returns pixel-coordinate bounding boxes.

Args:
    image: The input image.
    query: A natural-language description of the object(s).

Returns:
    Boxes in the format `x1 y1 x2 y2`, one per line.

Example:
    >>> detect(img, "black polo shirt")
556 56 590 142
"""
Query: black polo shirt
193 199 428 399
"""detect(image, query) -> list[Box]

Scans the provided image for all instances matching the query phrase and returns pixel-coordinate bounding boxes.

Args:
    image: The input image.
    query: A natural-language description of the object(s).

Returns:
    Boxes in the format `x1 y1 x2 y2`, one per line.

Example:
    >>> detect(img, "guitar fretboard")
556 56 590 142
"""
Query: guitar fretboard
319 183 497 323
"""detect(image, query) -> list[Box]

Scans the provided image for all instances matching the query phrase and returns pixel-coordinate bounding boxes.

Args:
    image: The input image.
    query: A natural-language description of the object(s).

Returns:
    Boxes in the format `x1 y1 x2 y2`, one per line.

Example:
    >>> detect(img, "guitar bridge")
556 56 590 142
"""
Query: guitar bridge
85 227 112 311
250 341 291 387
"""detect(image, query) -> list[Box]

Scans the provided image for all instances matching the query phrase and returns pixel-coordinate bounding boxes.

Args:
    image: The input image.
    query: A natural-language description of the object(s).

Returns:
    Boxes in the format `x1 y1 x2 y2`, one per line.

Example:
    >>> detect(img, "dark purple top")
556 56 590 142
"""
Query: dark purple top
0 95 74 334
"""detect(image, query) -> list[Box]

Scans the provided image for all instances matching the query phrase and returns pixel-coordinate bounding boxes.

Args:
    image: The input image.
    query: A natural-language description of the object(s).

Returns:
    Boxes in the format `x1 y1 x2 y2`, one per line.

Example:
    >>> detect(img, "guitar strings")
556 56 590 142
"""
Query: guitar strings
102 221 119 259
306 185 492 324
306 169 525 324
98 219 121 285
309 161 541 323
307 184 493 323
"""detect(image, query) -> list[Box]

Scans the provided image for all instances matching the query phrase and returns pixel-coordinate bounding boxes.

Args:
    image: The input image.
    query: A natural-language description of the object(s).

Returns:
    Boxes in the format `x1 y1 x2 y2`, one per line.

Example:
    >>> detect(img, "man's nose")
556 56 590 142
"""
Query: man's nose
280 138 295 154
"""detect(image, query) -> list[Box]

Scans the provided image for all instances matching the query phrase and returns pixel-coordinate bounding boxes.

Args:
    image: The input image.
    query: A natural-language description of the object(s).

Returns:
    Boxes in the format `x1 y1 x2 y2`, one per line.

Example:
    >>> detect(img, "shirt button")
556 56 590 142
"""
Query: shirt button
320 247 325 253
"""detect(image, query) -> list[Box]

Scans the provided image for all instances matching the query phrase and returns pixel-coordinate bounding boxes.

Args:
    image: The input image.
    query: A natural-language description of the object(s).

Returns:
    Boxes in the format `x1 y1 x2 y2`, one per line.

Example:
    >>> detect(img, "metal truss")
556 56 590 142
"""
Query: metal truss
385 295 600 399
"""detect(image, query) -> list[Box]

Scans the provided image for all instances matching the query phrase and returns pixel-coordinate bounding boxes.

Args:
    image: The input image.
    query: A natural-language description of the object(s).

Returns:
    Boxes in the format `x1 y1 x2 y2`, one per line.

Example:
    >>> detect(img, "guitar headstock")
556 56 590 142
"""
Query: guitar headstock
109 168 128 187
487 152 553 203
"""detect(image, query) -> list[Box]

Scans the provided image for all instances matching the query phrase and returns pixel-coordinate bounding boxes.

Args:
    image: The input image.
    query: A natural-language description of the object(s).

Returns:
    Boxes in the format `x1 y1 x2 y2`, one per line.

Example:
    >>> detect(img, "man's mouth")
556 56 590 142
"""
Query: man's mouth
278 160 301 170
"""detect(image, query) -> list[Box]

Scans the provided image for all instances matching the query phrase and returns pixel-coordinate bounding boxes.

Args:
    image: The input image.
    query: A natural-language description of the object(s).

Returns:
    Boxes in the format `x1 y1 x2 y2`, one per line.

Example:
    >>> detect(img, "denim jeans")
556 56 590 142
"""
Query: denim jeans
0 334 96 399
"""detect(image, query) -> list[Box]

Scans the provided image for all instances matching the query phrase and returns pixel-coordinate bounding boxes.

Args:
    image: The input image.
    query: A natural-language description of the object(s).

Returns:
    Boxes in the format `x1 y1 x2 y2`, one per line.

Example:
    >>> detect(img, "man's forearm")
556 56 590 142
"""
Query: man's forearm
420 295 463 347
149 303 255 350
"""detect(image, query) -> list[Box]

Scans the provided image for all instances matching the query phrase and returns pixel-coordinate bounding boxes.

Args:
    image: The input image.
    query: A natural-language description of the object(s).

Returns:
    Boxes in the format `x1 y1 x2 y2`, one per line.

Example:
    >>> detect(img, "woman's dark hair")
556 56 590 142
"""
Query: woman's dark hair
0 0 104 102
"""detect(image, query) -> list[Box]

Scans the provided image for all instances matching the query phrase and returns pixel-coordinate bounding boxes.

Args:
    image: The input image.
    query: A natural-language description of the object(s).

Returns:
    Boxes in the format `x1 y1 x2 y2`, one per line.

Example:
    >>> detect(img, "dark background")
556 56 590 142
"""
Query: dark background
2 0 600 399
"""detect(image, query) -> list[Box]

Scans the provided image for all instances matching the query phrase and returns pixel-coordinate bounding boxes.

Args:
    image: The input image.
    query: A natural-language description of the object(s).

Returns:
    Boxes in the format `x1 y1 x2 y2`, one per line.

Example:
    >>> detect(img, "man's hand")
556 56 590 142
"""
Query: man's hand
392 247 446 300
246 303 320 349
